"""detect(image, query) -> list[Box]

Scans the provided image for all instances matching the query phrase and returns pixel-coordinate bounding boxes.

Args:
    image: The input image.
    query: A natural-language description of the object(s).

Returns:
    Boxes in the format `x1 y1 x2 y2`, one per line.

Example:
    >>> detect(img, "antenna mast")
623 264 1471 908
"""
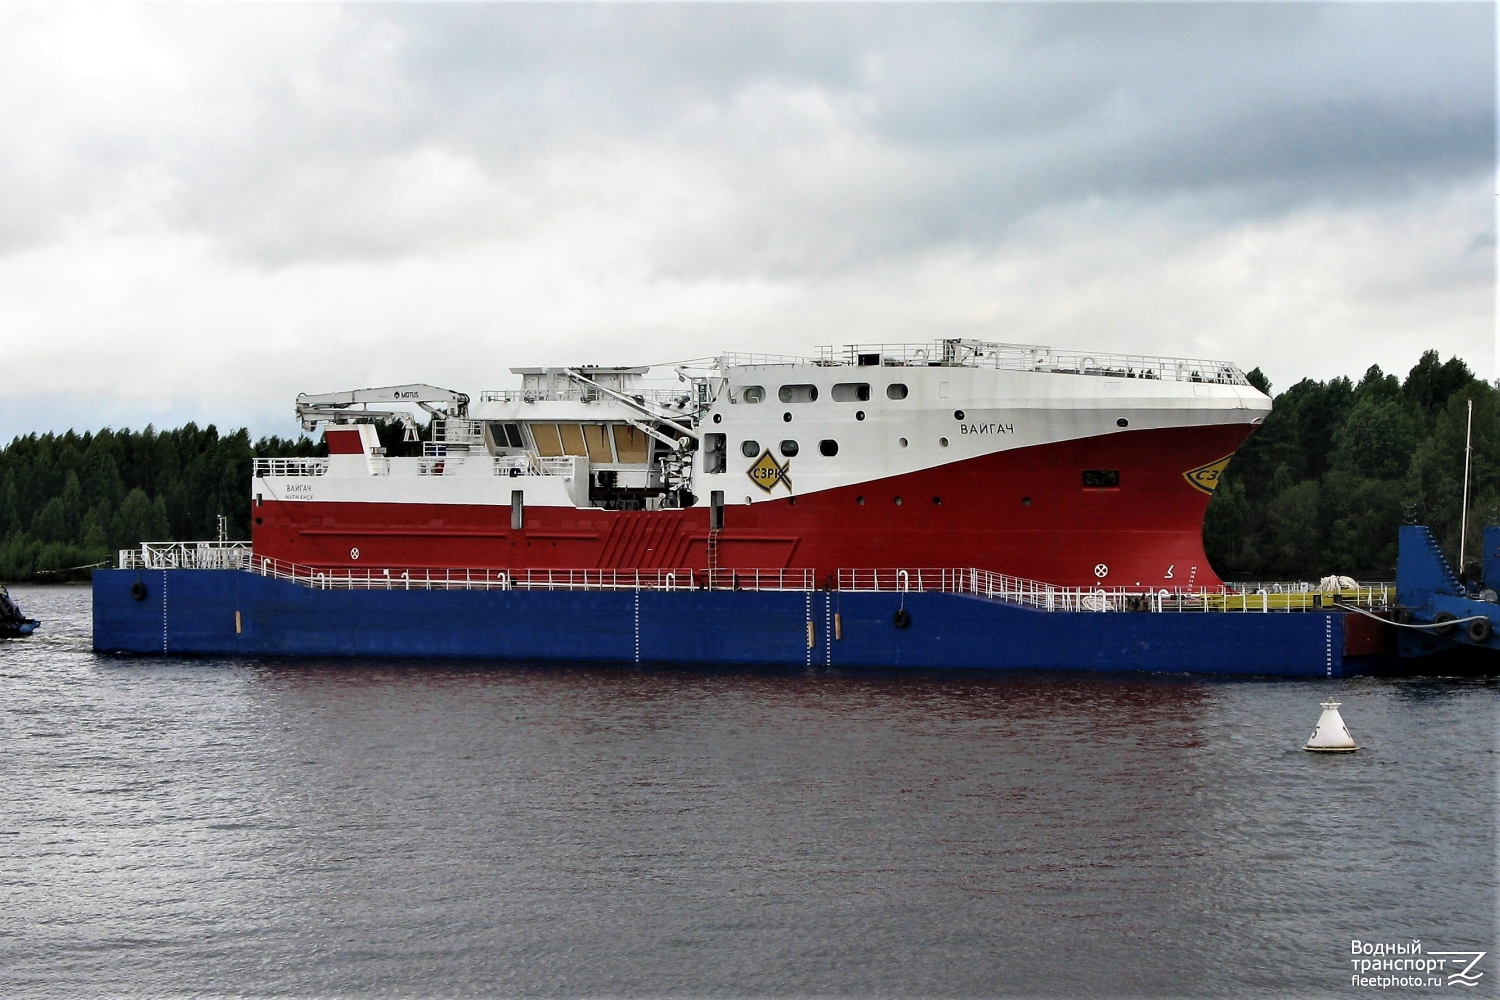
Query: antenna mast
1459 397 1473 580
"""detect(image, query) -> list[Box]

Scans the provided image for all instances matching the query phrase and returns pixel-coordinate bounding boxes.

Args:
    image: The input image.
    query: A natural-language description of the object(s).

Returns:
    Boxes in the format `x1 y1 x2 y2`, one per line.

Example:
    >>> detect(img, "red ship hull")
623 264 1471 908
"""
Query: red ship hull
253 423 1251 588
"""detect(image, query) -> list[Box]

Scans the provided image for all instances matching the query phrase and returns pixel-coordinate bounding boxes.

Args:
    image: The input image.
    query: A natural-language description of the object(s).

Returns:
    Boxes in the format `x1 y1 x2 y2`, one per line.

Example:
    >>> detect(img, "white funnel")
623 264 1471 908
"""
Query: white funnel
1304 699 1359 752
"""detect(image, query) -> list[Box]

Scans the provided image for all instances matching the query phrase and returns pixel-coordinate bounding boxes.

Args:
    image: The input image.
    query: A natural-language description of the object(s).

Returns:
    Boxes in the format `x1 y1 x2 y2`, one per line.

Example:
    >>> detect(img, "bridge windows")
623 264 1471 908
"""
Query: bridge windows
778 384 818 403
527 422 651 465
611 425 650 464
741 440 761 458
530 423 562 457
582 424 613 462
558 424 589 457
832 382 870 402
886 383 909 400
487 422 525 450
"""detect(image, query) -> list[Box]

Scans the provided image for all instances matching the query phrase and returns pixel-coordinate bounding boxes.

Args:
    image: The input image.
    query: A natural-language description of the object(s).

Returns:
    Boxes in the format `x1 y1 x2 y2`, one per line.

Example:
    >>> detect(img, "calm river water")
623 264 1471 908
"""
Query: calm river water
0 584 1494 998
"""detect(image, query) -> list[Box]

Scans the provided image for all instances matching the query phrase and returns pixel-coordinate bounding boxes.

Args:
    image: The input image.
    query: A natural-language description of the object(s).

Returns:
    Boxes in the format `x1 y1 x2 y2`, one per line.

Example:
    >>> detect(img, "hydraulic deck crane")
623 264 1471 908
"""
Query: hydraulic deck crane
295 384 471 436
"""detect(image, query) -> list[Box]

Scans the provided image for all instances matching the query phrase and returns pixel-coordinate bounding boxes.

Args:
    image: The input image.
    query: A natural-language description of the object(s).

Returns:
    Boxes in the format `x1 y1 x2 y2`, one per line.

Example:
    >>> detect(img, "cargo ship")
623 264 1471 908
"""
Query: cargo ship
95 338 1496 675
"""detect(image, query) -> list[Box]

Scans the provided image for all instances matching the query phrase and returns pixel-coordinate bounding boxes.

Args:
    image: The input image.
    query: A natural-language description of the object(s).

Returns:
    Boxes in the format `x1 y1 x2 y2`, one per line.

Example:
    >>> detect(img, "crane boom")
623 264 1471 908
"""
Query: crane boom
295 384 470 431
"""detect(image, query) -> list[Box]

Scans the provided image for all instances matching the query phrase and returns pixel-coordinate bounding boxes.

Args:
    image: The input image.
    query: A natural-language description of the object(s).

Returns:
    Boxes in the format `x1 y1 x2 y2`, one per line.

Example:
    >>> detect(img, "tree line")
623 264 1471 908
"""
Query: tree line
0 352 1493 583
0 426 322 580
1205 350 1495 581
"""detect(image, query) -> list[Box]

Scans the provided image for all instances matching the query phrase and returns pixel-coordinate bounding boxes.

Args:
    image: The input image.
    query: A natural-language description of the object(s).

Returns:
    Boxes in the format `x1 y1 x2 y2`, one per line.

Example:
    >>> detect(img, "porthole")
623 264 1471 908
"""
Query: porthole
898 437 908 447
886 384 908 400
894 496 903 506
782 412 792 423
779 440 799 457
857 496 865 505
932 496 942 506
954 410 965 420
939 437 949 447
1116 418 1129 428
741 440 760 458
855 410 865 421
713 413 723 424
819 439 839 457
1022 496 1033 506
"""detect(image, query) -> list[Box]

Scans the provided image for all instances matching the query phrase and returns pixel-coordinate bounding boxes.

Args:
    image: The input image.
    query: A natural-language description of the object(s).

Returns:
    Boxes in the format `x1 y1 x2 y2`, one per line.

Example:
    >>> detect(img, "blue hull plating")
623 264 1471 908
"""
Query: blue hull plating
93 569 1354 676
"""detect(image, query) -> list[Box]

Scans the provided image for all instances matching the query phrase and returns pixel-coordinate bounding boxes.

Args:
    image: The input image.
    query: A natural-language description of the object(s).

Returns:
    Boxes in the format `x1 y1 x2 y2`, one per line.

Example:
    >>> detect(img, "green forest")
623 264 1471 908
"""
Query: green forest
1206 350 1495 581
1 349 1494 583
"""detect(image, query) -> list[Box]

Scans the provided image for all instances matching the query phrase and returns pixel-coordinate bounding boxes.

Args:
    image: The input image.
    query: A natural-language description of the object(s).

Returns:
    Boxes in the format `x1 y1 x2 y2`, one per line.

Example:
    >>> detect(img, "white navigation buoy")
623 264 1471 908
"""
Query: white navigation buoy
1304 699 1359 752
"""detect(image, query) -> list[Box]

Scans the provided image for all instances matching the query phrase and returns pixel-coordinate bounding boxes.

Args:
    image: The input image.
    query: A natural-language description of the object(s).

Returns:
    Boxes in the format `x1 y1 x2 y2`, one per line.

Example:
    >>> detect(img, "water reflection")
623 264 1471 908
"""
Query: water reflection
0 586 1492 997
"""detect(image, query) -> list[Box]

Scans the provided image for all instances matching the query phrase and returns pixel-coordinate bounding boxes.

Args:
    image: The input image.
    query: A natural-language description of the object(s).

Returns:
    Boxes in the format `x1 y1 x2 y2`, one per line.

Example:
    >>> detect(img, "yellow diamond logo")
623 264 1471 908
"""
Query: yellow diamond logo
1183 455 1233 494
747 450 792 494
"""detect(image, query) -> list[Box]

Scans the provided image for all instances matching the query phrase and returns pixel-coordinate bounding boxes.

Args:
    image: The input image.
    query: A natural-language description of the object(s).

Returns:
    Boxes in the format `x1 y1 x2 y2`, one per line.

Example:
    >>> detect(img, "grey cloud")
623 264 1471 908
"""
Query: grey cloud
0 3 1490 274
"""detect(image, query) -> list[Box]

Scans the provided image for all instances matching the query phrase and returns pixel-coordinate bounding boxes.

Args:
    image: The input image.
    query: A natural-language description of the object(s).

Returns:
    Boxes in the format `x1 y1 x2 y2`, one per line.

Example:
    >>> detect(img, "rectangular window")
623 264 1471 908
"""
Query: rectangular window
710 490 725 530
583 423 614 462
558 423 588 457
1082 470 1121 488
704 433 726 474
487 422 526 452
511 490 524 530
612 424 651 464
530 423 562 457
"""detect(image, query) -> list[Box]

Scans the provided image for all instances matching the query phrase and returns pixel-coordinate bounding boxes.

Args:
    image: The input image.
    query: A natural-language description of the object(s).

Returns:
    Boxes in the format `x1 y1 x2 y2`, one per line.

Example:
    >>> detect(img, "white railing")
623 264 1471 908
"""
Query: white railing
119 541 253 570
430 419 485 446
252 452 585 479
478 388 689 405
492 455 580 477
703 567 815 591
253 457 328 478
813 340 1250 386
713 352 813 368
251 556 703 592
418 454 465 476
117 544 1390 612
836 568 1391 613
249 558 816 593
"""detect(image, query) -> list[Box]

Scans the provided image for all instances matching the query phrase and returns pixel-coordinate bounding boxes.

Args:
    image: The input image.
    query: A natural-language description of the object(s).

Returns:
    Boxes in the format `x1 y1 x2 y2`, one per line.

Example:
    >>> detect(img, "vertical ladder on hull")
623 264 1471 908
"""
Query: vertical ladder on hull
706 490 724 586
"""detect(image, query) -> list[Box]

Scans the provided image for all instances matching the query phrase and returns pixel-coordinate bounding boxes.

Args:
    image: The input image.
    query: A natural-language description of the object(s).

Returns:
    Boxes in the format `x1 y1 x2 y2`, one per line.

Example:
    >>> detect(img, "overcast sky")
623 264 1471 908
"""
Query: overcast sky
0 2 1493 442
